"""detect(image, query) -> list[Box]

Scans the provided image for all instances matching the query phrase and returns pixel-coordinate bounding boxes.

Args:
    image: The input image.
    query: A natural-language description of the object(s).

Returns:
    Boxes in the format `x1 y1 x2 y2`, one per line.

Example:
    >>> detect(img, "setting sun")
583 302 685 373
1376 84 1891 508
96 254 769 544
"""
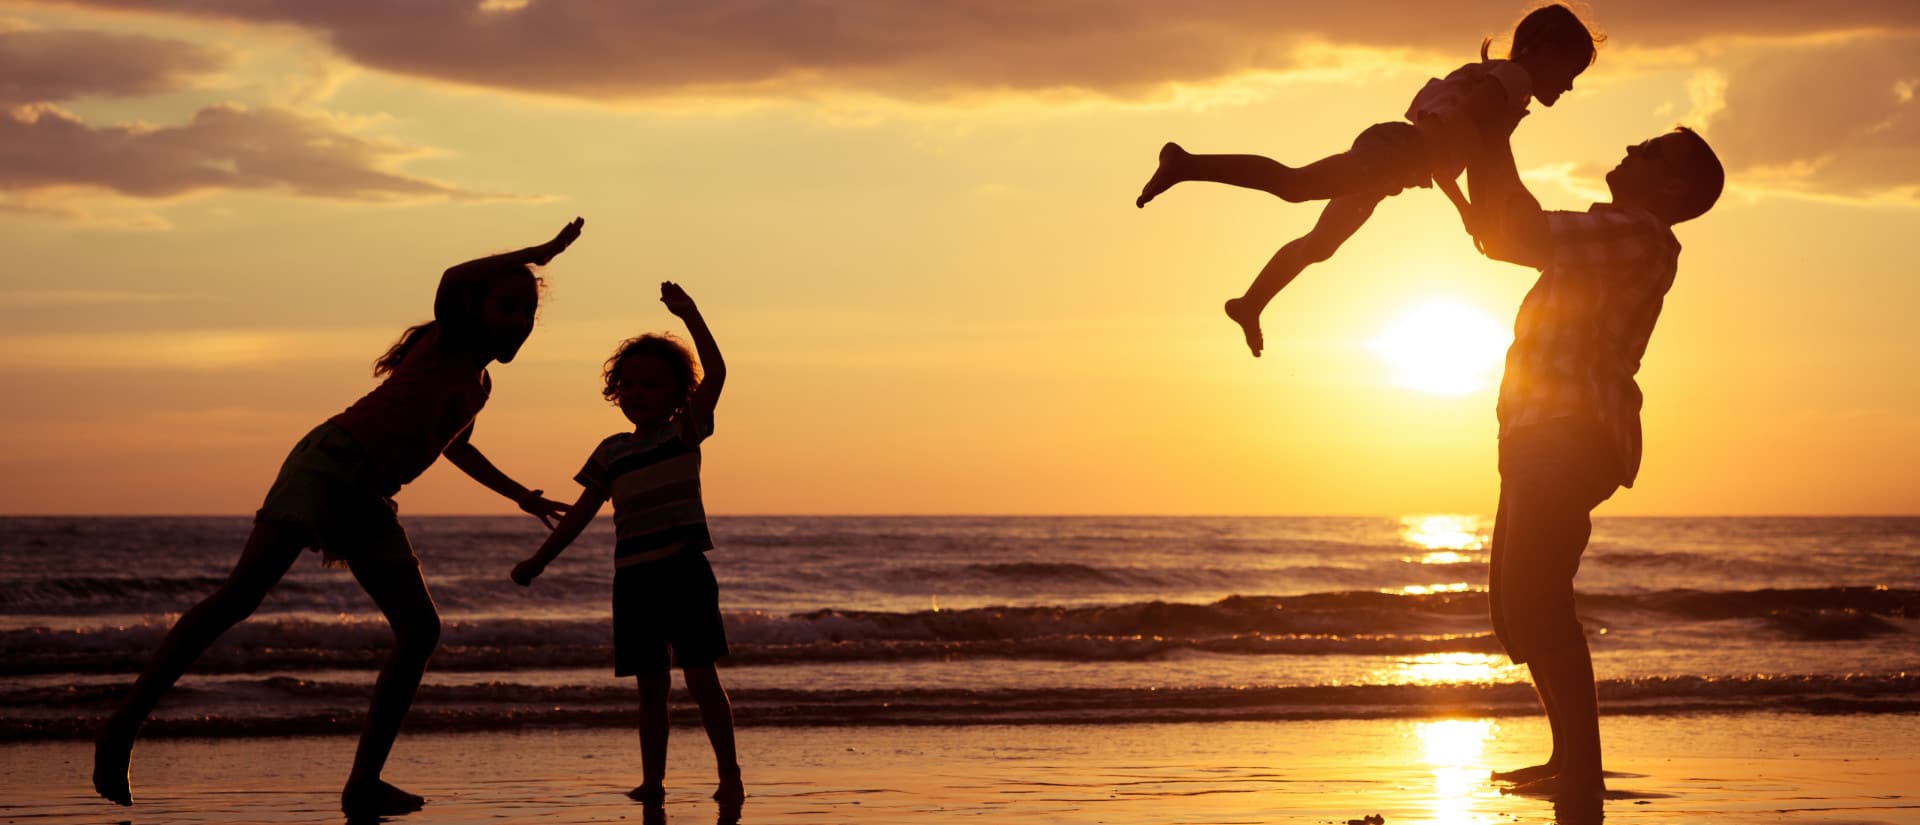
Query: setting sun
1370 301 1512 396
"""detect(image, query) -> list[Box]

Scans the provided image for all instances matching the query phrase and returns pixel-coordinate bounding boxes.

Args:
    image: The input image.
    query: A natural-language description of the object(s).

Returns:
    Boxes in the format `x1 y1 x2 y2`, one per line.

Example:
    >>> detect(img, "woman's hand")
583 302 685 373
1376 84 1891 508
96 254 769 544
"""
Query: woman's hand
529 217 586 265
517 489 570 530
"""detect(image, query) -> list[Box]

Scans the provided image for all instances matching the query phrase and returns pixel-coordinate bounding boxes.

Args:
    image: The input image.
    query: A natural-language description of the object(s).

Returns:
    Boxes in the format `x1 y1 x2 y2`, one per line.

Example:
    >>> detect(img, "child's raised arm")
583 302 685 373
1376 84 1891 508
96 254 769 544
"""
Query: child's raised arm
660 281 725 419
511 488 607 586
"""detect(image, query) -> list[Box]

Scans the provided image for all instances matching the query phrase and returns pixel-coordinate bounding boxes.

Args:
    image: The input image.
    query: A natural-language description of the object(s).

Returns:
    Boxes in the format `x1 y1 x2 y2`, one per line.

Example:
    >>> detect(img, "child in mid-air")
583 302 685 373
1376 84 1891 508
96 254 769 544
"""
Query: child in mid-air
511 281 741 805
94 218 585 818
1135 4 1602 357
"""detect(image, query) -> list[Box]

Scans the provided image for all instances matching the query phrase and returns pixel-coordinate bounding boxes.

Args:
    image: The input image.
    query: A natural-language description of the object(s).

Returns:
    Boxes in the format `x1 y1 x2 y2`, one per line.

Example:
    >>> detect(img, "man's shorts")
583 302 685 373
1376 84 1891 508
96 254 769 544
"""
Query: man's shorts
1488 418 1622 664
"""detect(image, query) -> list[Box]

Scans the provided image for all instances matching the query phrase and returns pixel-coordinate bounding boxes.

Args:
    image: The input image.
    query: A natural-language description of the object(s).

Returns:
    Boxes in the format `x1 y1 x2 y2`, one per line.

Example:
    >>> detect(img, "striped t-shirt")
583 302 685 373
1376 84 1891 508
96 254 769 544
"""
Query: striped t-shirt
576 411 714 568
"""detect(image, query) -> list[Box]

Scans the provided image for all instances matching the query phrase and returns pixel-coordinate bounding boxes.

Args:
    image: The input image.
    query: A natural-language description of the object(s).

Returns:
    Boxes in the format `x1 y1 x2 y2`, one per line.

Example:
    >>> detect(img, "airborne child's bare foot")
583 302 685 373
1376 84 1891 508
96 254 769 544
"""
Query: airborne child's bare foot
91 727 134 806
1136 142 1192 208
1491 761 1559 784
340 779 426 817
628 782 666 804
1224 297 1265 357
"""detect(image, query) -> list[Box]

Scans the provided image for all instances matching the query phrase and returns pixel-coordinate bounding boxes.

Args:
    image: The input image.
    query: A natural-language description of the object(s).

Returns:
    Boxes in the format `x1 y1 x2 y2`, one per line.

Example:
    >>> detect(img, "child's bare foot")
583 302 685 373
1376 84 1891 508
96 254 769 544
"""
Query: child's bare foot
340 779 426 817
1136 142 1191 208
714 774 745 804
1224 297 1264 357
92 728 134 806
627 782 666 804
1491 761 1558 784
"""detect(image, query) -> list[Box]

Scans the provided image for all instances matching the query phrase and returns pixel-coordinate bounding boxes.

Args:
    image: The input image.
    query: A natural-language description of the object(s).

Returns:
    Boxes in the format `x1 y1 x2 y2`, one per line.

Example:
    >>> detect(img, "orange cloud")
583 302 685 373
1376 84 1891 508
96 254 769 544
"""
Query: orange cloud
0 24 225 104
0 102 476 201
30 0 1918 102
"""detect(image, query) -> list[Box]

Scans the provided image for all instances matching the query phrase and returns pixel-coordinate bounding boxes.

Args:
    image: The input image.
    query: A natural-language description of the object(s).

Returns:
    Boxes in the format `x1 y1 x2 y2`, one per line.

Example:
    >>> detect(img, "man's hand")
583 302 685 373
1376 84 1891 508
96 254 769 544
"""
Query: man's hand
529 217 585 265
660 281 698 319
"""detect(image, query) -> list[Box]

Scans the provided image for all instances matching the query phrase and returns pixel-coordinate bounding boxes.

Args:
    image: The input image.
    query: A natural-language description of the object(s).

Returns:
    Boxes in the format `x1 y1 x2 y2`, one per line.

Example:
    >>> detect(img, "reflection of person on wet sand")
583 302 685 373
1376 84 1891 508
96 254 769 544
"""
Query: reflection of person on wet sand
1461 107 1723 797
91 219 585 818
1135 4 1600 357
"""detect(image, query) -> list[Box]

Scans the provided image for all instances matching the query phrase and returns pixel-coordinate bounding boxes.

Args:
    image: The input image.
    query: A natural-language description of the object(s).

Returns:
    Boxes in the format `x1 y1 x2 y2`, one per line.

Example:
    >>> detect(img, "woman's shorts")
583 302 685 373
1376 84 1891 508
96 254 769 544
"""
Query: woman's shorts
613 550 730 676
255 421 417 569
1350 121 1434 194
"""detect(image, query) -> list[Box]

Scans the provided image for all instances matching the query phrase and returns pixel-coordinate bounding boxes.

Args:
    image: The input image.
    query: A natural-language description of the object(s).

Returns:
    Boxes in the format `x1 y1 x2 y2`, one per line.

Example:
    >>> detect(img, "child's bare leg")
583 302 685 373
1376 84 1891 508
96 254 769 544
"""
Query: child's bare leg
93 520 306 806
629 670 671 803
1224 193 1384 357
1138 142 1382 208
340 559 440 817
682 665 743 803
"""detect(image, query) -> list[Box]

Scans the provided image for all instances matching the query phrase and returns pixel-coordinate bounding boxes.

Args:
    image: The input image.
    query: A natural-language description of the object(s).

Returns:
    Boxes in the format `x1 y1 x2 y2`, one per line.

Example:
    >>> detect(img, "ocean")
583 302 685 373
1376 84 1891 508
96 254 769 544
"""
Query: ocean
2 515 1915 739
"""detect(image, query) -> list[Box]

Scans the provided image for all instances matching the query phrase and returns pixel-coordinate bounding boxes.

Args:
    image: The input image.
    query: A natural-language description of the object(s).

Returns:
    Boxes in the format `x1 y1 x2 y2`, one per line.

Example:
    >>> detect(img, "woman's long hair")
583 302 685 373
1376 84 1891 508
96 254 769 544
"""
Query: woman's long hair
372 259 539 377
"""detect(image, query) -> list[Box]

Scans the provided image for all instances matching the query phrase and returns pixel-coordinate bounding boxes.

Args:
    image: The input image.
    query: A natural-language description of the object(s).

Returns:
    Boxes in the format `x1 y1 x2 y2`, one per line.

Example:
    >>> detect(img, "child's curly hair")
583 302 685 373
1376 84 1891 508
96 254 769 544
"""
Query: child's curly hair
602 333 701 408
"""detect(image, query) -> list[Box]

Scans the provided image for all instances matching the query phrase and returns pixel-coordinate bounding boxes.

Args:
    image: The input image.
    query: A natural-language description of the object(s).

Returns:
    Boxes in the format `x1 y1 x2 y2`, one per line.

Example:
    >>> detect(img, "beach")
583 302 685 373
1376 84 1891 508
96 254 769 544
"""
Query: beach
5 515 1916 822
5 712 1917 824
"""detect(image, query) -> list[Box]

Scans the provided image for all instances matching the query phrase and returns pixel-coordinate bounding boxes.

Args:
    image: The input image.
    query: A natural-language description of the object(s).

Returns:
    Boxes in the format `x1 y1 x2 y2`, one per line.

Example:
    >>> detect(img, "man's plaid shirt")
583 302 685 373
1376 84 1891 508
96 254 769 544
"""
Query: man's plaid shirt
1497 203 1681 487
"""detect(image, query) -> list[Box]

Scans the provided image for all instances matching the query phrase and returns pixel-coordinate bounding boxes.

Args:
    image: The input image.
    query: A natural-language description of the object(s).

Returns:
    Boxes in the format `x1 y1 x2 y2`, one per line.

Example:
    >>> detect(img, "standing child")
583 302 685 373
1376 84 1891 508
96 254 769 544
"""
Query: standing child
93 218 585 817
1134 4 1602 357
511 281 741 805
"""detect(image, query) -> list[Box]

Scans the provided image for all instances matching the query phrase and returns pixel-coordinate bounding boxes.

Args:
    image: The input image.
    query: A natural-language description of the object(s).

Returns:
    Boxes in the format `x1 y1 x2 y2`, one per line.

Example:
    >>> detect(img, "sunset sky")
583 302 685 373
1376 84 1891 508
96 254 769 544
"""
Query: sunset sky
3 1 1916 516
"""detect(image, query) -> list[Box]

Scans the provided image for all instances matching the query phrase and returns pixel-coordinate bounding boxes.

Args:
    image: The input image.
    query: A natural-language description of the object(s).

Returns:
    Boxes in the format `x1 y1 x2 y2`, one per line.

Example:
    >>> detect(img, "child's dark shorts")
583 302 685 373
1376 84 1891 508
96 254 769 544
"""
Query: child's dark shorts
255 422 417 569
613 550 730 676
1350 121 1433 194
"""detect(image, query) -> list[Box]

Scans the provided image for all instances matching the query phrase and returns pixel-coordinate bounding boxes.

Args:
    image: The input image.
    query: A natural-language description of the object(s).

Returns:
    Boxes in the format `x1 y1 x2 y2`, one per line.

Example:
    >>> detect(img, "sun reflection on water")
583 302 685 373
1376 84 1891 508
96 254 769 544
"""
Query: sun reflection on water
1373 652 1519 686
1414 718 1499 825
1400 515 1488 558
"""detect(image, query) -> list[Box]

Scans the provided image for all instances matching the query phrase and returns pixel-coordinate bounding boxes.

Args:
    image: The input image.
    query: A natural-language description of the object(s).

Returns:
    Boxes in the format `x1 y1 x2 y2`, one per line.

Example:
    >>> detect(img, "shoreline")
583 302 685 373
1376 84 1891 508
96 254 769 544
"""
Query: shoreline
6 711 1916 824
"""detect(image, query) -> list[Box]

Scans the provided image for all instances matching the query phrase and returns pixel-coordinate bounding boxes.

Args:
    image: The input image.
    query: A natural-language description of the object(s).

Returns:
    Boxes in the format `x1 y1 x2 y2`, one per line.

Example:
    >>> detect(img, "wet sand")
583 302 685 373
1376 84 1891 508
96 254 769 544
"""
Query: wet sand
5 711 1916 824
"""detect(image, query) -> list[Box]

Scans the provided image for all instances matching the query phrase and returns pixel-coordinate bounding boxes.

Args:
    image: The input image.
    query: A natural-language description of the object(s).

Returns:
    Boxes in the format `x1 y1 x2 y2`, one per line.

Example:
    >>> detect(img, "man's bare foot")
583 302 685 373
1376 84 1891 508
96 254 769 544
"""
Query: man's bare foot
1224 297 1264 357
1136 142 1191 208
340 779 426 817
1491 761 1558 784
714 774 745 804
628 782 666 804
92 729 134 806
1502 771 1605 799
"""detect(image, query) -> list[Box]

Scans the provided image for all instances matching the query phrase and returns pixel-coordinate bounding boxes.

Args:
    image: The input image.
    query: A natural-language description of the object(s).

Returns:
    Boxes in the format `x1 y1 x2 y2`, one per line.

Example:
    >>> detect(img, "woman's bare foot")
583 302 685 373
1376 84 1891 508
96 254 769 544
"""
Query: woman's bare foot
340 779 426 817
714 774 745 804
91 728 134 806
1491 761 1558 784
1224 297 1264 357
628 782 666 804
1136 142 1191 208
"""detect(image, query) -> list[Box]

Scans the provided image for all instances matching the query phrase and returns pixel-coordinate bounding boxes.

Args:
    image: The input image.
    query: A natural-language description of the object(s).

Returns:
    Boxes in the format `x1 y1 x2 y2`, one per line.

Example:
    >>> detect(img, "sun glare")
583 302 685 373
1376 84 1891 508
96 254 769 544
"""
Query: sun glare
1370 301 1511 396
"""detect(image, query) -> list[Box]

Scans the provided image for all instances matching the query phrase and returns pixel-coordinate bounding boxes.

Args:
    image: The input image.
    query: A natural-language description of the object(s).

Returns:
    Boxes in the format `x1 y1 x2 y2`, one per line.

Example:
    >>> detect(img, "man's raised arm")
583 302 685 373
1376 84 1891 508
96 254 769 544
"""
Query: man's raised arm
1464 114 1552 270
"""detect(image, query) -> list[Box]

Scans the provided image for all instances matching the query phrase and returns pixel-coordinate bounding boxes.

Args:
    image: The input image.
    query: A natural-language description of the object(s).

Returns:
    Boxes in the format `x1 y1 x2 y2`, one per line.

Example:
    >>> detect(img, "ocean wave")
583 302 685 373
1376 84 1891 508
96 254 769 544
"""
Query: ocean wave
5 672 1914 741
5 587 1909 676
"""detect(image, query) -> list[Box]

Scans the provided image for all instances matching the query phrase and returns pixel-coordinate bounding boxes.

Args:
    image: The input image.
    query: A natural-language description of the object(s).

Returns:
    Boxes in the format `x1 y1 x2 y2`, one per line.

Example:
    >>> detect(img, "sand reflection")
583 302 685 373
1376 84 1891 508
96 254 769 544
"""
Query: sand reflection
1414 718 1500 825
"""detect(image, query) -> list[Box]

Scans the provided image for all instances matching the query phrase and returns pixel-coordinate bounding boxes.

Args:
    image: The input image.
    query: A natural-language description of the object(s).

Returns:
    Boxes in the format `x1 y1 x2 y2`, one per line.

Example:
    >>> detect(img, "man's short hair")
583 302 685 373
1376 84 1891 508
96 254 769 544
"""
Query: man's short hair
1664 126 1724 223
